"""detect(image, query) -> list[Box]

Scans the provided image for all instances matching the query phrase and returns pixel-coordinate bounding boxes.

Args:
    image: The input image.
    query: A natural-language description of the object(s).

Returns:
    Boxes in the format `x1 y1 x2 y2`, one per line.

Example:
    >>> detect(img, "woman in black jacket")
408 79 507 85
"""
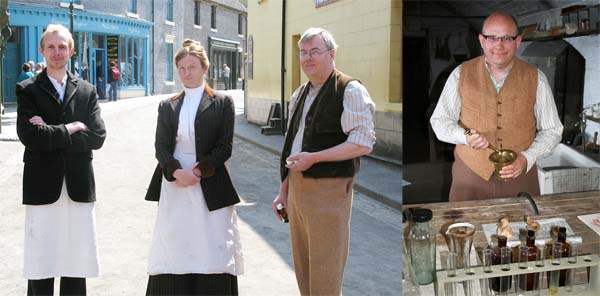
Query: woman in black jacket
144 39 243 295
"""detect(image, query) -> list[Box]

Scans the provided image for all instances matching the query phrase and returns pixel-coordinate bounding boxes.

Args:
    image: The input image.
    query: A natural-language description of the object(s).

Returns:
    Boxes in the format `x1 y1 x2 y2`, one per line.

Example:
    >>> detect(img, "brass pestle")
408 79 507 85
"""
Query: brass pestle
464 128 501 153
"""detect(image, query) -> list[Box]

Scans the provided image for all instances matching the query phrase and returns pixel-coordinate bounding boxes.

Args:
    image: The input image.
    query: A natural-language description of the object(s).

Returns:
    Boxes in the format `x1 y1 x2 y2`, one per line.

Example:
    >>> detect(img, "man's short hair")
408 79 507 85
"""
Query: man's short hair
40 24 74 49
298 27 338 51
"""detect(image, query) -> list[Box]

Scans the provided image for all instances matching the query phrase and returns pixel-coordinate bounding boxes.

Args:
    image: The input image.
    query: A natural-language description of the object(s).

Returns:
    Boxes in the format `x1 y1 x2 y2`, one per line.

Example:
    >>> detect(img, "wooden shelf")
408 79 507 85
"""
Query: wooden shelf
522 28 600 42
587 116 600 124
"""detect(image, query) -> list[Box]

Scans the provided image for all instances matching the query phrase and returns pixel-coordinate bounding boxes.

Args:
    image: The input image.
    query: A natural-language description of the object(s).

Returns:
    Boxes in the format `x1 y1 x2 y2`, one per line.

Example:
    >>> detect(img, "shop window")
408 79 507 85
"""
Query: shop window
167 0 173 22
166 43 173 82
211 5 217 29
129 0 137 14
194 1 201 26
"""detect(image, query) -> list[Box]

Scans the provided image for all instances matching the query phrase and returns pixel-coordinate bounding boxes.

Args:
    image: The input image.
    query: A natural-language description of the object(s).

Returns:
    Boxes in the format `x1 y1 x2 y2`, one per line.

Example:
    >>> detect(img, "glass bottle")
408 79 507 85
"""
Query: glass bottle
276 203 289 223
547 227 570 286
490 235 511 292
409 208 435 285
519 230 538 291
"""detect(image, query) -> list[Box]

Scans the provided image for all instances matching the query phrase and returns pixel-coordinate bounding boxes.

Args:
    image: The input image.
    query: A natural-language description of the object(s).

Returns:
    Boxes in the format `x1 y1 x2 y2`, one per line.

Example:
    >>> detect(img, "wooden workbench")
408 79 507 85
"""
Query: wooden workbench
403 191 600 295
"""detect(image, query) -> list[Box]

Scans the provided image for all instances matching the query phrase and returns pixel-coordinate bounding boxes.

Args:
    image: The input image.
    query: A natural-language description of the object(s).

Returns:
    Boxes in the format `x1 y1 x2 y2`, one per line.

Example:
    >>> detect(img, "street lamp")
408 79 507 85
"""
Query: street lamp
0 0 12 134
69 0 76 74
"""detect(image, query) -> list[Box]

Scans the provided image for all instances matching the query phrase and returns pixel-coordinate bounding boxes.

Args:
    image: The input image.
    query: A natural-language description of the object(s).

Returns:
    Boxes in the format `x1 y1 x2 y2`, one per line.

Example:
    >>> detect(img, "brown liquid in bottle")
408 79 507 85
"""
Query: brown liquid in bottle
490 235 511 292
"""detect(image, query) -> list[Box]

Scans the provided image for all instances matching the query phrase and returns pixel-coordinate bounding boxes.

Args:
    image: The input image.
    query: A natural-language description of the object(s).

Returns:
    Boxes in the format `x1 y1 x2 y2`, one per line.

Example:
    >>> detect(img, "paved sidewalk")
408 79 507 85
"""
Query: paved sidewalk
0 105 18 141
234 114 402 210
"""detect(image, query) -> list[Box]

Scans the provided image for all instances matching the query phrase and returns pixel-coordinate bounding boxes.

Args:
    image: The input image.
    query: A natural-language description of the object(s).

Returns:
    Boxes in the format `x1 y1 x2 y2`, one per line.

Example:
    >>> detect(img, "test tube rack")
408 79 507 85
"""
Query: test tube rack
435 254 600 295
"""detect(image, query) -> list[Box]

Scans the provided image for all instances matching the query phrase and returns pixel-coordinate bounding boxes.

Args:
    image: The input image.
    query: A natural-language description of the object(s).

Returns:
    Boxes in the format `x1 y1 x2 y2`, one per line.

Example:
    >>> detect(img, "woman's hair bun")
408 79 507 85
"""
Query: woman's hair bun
182 39 201 48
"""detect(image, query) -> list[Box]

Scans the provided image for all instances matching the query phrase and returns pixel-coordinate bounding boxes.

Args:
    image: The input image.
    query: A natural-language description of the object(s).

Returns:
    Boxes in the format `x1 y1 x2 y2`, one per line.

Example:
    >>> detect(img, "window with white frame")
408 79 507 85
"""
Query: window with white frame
194 1 201 26
211 5 217 29
247 35 253 79
167 0 173 22
129 0 137 14
166 43 173 81
314 0 338 8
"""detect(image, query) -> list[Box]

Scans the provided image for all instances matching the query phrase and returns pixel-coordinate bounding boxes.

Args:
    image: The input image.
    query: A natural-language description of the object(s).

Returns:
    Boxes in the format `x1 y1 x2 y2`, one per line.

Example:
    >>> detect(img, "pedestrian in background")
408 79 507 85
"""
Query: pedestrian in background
18 63 34 82
27 60 35 73
145 38 243 295
16 23 106 296
107 61 120 101
222 63 230 90
95 60 105 100
272 27 376 295
34 62 45 75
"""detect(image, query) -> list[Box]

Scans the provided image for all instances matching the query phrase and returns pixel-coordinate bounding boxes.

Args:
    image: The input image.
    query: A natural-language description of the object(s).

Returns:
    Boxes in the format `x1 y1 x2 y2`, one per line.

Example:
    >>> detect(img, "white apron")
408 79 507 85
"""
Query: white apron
147 141 244 276
23 181 100 279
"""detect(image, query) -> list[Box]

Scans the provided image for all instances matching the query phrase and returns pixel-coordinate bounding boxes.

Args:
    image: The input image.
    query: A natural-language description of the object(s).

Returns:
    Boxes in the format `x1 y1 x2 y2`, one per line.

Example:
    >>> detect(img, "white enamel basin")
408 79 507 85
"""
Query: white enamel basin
537 144 600 194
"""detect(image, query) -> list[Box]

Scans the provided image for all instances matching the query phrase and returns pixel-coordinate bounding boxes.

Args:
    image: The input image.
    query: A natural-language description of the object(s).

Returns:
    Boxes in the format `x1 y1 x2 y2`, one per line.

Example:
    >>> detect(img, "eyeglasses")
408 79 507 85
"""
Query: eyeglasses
481 34 519 43
299 48 331 59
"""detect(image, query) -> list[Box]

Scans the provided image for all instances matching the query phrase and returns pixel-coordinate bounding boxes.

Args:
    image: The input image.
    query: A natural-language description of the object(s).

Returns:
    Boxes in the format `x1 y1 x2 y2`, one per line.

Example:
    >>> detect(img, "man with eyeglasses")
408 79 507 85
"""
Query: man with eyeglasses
431 11 563 201
272 27 375 295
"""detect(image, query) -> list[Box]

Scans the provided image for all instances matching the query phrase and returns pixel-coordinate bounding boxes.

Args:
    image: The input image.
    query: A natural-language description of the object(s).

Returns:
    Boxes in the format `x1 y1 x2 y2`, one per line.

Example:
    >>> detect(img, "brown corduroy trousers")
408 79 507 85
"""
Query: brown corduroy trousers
449 153 540 202
287 171 354 296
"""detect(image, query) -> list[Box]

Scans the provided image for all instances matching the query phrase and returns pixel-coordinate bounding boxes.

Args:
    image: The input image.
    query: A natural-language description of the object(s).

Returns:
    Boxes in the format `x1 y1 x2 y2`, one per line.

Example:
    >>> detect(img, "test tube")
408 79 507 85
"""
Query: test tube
501 246 511 271
568 243 579 264
549 242 563 295
519 245 529 270
483 248 493 273
446 252 457 296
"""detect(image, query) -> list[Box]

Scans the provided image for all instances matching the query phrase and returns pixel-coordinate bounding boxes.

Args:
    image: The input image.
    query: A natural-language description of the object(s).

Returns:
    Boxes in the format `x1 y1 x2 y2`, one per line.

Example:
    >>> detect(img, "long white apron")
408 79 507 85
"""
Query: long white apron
147 142 243 276
23 181 100 279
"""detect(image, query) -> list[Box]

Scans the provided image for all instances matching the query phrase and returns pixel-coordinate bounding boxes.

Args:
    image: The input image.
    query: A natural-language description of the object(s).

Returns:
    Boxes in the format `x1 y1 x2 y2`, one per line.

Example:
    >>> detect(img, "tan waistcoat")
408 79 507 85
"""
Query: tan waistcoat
455 56 538 180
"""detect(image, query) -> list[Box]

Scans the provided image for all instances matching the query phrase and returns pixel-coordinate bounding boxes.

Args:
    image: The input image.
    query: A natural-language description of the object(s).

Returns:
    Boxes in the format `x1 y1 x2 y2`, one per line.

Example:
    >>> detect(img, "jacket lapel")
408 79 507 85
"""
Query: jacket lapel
62 72 79 109
35 71 62 104
197 85 216 115
169 91 185 132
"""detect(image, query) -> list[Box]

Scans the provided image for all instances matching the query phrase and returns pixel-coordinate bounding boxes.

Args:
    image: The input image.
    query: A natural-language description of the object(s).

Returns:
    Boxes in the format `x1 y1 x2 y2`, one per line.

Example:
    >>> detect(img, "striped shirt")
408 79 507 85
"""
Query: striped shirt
430 63 563 173
289 80 376 156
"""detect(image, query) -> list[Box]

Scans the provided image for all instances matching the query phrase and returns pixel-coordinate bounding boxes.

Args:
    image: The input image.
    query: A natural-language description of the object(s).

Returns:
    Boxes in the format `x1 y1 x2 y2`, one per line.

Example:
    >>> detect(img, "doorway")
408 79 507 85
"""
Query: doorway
2 27 21 105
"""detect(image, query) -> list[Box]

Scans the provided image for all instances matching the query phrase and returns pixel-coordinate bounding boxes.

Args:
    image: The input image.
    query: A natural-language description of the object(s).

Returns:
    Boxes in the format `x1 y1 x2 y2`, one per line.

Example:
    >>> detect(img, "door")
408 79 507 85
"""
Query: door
2 42 20 104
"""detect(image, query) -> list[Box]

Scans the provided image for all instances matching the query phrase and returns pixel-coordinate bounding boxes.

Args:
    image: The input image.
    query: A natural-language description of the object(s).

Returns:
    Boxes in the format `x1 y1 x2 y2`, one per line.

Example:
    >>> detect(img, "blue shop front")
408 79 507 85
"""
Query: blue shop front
3 5 151 104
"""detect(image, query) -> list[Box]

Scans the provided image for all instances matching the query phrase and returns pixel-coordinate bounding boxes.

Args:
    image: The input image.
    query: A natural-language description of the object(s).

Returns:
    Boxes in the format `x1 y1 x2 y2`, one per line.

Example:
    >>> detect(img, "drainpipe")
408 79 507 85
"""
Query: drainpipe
280 0 286 135
151 0 155 94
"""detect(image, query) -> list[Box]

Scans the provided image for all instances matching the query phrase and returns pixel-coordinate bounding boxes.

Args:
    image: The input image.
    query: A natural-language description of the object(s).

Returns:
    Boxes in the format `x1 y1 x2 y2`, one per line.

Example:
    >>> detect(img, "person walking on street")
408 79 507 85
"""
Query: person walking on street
430 11 563 201
145 39 243 295
18 63 35 82
95 60 106 100
34 63 45 75
272 27 376 295
16 23 106 296
222 63 231 90
107 61 120 101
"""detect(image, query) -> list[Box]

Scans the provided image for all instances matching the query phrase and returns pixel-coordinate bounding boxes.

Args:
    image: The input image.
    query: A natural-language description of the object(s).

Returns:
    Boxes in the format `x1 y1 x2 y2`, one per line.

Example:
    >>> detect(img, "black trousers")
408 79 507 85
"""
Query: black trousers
27 277 86 296
146 273 238 296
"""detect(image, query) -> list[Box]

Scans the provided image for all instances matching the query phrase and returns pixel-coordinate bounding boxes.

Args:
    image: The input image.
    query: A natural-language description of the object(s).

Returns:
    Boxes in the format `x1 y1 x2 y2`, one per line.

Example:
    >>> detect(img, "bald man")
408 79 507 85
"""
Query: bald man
430 11 563 201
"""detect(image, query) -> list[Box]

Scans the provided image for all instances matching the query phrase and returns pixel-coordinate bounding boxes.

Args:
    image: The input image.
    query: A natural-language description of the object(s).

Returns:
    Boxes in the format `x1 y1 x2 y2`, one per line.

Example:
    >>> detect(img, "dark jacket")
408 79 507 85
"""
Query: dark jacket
280 69 360 181
145 86 240 211
16 69 106 205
